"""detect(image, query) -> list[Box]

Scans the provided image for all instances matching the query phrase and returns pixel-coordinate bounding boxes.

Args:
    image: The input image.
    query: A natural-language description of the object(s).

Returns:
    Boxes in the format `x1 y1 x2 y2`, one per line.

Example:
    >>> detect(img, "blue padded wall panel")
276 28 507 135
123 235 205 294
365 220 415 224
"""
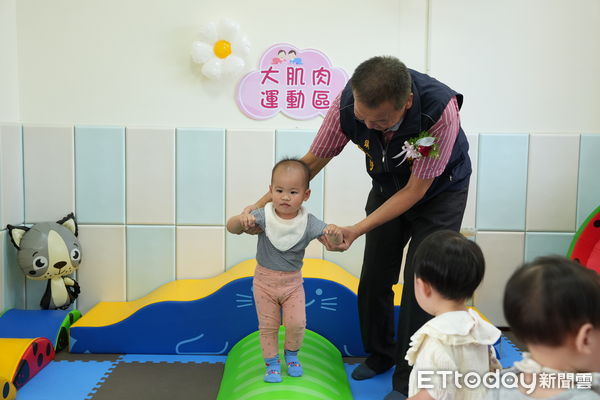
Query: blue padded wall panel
577 134 600 227
177 128 225 225
476 134 529 231
524 232 575 262
75 126 125 224
126 226 175 301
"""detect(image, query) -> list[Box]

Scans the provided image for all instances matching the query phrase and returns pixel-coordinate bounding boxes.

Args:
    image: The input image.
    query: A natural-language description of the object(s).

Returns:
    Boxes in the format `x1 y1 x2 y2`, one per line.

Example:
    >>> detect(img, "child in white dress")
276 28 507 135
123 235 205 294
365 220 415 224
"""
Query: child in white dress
485 255 600 399
405 230 501 400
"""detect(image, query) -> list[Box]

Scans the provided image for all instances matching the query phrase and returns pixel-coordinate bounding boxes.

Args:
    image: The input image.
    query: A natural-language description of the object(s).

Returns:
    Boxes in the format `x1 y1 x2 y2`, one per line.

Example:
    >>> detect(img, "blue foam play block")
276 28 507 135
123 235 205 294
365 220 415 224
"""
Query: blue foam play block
0 309 77 349
71 277 401 356
494 335 523 368
71 278 262 355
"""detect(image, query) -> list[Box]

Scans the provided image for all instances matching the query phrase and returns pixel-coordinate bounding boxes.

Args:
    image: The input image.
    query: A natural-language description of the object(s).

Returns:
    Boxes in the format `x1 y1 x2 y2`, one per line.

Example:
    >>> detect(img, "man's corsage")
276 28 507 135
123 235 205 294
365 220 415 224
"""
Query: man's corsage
392 130 440 166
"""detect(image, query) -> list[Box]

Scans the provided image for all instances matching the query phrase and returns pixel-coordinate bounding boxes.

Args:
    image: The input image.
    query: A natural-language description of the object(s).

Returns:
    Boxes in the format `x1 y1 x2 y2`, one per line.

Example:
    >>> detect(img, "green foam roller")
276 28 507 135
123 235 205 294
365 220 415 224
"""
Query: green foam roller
218 327 353 400
58 309 82 351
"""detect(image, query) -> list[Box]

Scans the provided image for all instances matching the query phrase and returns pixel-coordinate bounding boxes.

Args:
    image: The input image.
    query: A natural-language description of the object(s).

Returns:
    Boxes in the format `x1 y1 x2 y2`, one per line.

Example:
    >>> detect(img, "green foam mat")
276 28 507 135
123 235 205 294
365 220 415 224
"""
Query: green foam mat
218 328 353 400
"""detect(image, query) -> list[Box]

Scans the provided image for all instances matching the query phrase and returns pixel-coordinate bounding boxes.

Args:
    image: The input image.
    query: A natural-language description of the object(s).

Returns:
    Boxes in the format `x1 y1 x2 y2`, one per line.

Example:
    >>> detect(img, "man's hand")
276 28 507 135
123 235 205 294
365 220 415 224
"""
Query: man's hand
319 225 361 251
323 224 343 246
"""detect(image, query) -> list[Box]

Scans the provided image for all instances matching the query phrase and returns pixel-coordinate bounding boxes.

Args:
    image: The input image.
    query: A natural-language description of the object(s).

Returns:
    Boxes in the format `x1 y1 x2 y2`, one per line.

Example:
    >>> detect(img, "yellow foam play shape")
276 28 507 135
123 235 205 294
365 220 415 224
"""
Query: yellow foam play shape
73 259 404 328
0 376 16 400
0 338 36 383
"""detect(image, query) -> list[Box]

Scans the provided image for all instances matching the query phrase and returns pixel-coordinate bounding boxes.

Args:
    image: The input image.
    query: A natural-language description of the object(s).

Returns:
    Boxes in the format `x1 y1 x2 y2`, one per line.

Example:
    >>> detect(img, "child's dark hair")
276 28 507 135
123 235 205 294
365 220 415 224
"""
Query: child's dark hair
503 255 600 346
413 230 485 300
271 158 311 189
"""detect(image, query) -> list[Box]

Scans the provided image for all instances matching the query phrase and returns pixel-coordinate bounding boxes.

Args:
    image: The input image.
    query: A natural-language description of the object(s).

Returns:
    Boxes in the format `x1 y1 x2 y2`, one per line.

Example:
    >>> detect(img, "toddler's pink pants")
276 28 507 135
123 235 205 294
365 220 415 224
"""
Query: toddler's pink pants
253 265 306 359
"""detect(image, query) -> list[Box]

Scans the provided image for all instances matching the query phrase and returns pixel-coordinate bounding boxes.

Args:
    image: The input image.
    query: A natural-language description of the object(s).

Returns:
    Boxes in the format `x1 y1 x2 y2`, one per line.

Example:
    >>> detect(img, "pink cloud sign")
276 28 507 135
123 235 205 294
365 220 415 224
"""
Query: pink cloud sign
236 43 348 120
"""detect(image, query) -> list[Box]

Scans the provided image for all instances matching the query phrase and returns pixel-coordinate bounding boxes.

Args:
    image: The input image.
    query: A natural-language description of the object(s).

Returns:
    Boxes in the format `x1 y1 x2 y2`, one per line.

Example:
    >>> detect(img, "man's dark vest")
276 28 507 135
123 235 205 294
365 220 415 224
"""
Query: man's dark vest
339 69 471 203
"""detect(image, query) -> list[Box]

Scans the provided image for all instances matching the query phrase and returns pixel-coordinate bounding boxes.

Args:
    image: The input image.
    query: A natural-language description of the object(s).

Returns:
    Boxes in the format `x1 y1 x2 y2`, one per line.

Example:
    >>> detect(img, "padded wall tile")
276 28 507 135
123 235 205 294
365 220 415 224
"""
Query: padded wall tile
177 128 225 225
75 126 125 224
324 236 366 278
76 225 126 314
526 134 579 232
0 124 24 227
126 226 175 301
126 128 175 225
225 129 274 269
475 231 525 326
275 130 323 219
177 226 225 279
524 232 575 263
225 232 258 270
304 240 323 260
577 134 600 227
1 230 26 311
462 133 478 229
23 125 74 223
476 134 528 231
225 129 274 218
323 146 372 277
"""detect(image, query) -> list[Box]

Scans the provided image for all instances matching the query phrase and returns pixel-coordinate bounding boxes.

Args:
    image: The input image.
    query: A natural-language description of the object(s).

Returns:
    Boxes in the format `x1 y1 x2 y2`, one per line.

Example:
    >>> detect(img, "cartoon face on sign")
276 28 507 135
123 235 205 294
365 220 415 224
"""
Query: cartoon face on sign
237 43 348 120
272 50 287 65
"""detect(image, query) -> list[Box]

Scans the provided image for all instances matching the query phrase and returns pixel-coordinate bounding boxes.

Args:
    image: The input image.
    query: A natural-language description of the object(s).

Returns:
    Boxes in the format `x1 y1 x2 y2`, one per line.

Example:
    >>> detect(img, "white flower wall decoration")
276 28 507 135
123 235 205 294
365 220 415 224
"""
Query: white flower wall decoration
191 19 251 80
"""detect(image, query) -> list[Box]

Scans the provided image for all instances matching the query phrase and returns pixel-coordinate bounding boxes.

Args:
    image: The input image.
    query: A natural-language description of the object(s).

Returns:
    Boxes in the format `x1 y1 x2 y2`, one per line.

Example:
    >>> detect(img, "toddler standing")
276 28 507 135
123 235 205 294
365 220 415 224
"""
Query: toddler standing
227 158 342 383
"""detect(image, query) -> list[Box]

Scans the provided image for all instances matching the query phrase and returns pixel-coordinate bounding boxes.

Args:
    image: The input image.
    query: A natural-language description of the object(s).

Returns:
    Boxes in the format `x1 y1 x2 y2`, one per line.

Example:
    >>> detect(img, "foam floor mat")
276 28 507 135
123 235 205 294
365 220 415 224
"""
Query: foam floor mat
18 355 380 400
89 361 223 400
16 334 521 400
17 360 119 400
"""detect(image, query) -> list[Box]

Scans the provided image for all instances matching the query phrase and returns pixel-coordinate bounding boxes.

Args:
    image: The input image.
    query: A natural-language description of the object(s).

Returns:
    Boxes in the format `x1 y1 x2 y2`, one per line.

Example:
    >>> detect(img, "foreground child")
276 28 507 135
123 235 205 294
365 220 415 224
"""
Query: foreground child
485 255 600 399
399 230 501 400
227 158 342 383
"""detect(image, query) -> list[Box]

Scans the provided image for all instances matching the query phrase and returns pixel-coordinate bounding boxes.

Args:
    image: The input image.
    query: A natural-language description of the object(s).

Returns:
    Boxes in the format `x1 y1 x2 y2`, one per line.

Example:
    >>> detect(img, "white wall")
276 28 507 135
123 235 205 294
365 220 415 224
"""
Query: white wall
0 0 21 312
0 0 20 121
428 0 600 134
14 0 600 131
15 0 417 127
